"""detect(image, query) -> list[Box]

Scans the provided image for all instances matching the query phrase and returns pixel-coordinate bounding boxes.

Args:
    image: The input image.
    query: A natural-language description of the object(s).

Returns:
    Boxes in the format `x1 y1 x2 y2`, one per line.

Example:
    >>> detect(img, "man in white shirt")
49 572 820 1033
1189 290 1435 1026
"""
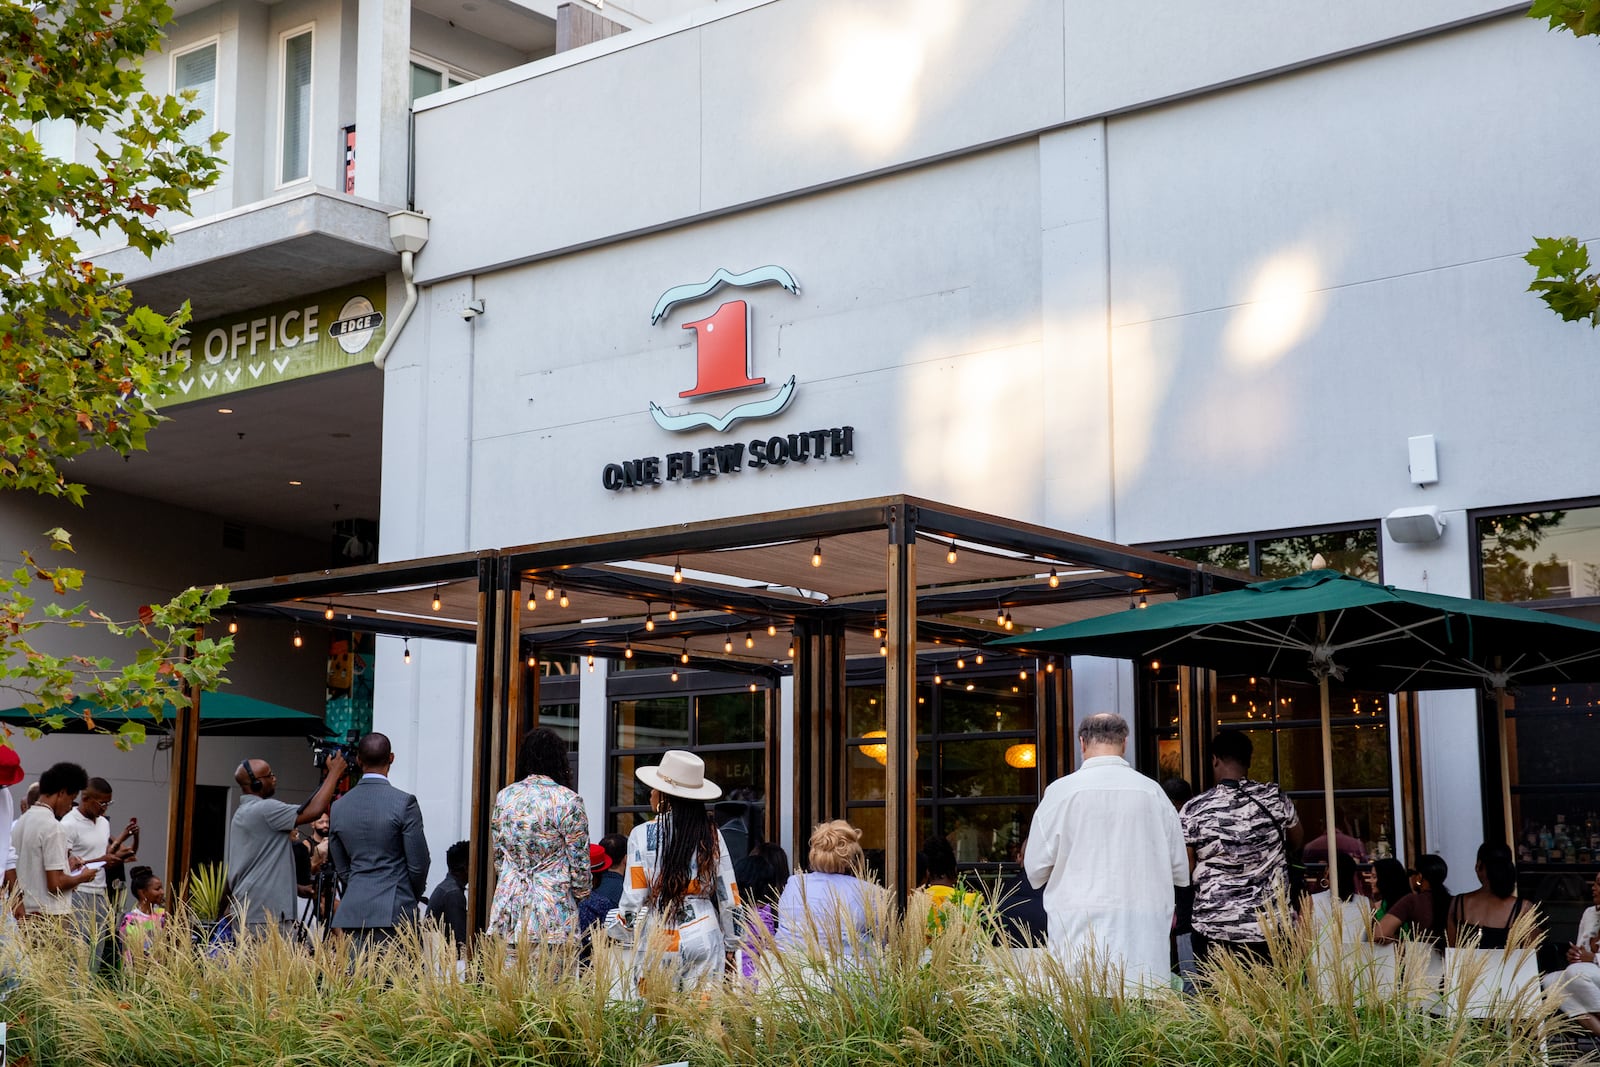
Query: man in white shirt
12 762 96 919
1024 713 1189 993
61 777 135 969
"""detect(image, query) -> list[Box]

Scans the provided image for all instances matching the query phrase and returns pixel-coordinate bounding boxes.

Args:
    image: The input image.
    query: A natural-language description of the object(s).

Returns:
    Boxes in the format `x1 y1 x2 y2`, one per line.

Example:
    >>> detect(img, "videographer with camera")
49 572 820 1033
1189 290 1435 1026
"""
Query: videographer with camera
327 732 429 947
227 750 347 936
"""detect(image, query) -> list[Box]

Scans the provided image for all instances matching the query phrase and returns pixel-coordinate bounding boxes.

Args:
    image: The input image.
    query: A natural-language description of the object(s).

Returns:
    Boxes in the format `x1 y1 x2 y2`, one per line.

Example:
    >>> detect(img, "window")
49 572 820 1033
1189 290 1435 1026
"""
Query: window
1160 525 1380 582
409 57 471 103
1477 504 1600 603
279 28 313 185
607 682 769 834
845 673 1038 873
30 118 75 161
172 40 217 145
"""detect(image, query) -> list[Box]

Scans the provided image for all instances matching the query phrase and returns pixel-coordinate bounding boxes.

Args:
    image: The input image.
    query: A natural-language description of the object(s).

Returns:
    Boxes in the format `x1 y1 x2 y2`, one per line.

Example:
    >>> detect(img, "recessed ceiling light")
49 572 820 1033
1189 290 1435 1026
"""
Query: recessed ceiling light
217 407 233 414
288 480 303 486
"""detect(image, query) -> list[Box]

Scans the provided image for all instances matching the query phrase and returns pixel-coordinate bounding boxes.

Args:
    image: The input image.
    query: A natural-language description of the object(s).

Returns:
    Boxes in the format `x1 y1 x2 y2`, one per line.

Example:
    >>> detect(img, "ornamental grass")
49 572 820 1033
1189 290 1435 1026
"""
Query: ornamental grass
2 894 1578 1067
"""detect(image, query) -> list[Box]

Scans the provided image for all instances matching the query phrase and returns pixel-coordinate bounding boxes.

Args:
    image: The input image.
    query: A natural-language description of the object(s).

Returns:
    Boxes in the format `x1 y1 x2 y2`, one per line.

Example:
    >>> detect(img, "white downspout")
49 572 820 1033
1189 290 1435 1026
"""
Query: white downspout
374 210 429 370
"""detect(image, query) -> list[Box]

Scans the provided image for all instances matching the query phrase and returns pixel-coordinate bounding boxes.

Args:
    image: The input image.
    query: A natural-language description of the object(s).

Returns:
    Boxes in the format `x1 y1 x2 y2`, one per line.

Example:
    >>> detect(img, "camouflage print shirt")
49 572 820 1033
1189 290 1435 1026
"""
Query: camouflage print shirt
1180 779 1299 943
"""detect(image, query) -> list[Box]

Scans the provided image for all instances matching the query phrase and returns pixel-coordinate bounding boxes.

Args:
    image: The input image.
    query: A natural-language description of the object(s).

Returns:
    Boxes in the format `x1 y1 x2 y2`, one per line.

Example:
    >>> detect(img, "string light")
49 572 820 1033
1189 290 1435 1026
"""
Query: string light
1020 670 1028 680
558 589 569 609
1138 594 1148 609
1048 567 1059 589
975 654 984 665
947 541 958 565
668 602 678 622
811 541 822 568
1151 660 1161 671
1003 610 1014 631
767 623 777 637
724 633 734 654
431 586 442 612
1045 660 1055 674
749 683 758 693
587 654 595 672
957 656 966 669
745 632 755 649
624 640 633 660
879 638 887 656
324 604 335 621
996 604 1006 626
673 558 684 583
545 586 556 601
403 639 411 665
787 640 795 658
671 669 679 683
681 643 691 665
644 606 655 633
527 654 536 668
227 617 238 635
934 670 942 685
873 624 882 640
526 592 536 612
292 629 303 649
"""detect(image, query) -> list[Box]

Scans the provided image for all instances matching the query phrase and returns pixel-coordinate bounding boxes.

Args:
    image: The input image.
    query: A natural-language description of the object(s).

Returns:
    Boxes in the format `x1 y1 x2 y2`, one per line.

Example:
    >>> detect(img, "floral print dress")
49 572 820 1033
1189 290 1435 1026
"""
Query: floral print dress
488 774 590 944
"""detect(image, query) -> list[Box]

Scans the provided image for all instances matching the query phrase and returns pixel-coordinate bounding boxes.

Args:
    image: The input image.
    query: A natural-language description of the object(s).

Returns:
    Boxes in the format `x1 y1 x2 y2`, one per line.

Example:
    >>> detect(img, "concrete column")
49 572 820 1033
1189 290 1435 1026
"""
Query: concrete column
354 0 410 205
577 658 610 839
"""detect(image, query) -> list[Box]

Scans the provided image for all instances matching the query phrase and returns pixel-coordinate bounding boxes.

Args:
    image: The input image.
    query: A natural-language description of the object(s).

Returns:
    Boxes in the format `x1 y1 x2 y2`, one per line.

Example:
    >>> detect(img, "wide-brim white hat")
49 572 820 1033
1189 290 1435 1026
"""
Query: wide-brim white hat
635 749 721 801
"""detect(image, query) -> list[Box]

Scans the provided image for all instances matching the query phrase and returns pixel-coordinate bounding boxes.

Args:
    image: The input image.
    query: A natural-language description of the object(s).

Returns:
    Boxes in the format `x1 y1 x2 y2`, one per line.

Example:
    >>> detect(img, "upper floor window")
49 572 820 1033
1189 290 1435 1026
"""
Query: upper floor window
279 28 313 185
172 40 217 145
1477 503 1600 603
409 56 471 103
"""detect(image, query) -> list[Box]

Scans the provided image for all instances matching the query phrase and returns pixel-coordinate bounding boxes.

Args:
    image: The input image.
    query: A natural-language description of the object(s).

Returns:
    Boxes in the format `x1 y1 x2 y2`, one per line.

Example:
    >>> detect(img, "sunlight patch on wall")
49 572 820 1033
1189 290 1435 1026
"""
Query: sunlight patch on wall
1223 245 1327 370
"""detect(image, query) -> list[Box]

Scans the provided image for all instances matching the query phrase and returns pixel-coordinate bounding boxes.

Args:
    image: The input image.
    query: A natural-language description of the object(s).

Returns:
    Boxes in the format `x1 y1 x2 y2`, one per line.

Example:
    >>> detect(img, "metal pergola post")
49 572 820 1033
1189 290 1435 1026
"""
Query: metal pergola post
466 555 503 940
165 631 203 897
884 503 918 904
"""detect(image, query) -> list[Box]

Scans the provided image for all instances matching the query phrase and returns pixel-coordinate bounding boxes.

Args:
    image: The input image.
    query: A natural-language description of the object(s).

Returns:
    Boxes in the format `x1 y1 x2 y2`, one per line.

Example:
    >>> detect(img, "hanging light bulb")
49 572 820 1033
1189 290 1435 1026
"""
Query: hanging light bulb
947 541 958 565
724 633 734 654
681 644 690 665
1048 567 1059 589
671 669 679 683
1020 669 1028 680
767 623 777 637
956 656 966 669
587 654 595 672
742 632 753 649
526 593 536 612
811 541 822 567
996 604 1006 626
227 617 239 635
1138 594 1149 609
879 639 887 656
403 639 411 665
624 641 633 660
668 601 679 622
544 585 556 601
431 586 442 612
787 642 796 658
673 559 684 584
292 629 303 649
1151 660 1161 671
527 654 536 668
559 589 570 609
975 653 984 665
644 607 655 633
934 671 943 685
324 604 335 621
1004 611 1014 631
749 683 758 693
873 624 882 640
1045 660 1055 674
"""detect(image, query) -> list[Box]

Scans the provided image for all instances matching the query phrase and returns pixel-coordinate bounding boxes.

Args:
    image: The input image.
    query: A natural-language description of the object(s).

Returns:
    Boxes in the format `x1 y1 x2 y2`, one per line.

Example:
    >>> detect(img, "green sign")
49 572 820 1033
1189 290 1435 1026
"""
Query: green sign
158 281 387 404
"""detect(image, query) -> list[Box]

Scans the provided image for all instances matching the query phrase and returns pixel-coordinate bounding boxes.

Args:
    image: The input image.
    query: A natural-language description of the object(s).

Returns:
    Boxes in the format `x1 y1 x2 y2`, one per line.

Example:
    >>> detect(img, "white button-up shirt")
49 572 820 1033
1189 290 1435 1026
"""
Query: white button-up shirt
1024 754 1189 991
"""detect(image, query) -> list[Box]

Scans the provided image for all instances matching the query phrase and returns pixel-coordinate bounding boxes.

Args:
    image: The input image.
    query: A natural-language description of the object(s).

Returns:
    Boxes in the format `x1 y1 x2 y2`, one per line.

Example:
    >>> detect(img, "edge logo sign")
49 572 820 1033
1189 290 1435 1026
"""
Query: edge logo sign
600 264 856 492
648 265 799 433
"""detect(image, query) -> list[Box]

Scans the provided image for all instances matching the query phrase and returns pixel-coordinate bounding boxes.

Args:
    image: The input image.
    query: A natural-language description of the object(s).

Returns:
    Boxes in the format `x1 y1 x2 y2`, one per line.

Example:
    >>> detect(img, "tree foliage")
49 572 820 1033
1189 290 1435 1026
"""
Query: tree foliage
1525 2 1600 326
1 0 233 744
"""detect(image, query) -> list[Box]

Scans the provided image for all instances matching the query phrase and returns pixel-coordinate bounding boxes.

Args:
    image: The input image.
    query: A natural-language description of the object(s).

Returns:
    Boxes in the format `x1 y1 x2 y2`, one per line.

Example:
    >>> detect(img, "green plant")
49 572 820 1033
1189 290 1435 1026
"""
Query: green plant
184 862 227 923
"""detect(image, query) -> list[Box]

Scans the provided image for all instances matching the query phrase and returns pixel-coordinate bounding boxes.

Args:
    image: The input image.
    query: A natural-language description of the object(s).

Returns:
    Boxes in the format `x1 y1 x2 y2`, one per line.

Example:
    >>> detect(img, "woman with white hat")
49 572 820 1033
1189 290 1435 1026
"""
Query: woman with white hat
607 749 740 991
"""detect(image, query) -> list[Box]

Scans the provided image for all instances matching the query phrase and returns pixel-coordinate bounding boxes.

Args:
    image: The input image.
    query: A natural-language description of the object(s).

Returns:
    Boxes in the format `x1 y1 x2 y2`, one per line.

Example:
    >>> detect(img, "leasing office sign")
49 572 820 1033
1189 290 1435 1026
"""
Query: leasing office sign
601 265 857 491
157 282 386 404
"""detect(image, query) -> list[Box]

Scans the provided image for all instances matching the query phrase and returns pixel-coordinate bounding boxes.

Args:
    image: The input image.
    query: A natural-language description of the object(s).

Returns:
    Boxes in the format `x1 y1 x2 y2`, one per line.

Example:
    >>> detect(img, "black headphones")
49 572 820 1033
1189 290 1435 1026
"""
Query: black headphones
239 759 262 793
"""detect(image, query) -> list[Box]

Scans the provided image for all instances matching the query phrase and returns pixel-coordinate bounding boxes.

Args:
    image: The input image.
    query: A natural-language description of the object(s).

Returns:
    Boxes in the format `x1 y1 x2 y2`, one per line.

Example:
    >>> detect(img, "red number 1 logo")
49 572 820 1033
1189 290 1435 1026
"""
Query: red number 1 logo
678 300 765 398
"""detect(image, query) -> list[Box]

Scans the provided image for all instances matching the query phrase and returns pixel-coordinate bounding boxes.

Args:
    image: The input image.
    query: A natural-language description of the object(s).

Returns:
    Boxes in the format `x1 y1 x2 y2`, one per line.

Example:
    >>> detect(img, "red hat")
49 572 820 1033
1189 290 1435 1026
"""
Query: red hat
0 746 24 789
589 843 613 874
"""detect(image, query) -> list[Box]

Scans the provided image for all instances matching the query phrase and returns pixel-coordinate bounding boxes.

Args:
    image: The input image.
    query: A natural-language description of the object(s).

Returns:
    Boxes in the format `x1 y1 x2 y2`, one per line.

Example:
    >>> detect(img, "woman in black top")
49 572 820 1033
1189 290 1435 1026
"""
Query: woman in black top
1446 844 1539 950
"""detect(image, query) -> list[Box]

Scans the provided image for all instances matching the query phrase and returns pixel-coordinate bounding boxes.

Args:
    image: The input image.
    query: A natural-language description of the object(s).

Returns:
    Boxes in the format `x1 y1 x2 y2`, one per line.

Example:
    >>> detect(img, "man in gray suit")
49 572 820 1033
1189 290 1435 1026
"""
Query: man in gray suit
327 732 429 944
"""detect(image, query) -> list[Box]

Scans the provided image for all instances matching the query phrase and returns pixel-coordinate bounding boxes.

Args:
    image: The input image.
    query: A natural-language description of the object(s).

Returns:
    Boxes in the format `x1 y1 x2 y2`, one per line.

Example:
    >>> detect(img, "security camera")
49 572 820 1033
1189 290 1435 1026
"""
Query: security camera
461 300 486 321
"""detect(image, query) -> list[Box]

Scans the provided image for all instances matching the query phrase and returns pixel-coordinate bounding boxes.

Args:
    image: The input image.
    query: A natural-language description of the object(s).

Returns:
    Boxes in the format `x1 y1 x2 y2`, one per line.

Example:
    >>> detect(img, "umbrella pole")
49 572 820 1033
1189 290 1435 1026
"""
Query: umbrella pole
1495 684 1514 848
1318 614 1337 859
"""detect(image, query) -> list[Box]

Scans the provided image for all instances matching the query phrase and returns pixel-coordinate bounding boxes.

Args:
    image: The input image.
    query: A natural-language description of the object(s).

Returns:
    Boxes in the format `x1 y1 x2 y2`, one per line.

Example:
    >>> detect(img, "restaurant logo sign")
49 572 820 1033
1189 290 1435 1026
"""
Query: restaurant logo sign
158 282 386 404
648 265 799 433
600 265 855 491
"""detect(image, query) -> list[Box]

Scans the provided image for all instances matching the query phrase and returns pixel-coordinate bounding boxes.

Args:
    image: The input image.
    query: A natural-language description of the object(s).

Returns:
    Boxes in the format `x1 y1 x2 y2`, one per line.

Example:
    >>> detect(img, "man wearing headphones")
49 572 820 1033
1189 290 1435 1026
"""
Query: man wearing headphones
226 752 347 935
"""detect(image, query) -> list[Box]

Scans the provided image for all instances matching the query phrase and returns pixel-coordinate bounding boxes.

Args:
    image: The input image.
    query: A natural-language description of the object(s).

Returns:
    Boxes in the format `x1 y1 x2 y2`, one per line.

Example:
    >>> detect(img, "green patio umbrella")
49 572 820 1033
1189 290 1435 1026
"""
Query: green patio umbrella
0 691 325 736
996 568 1600 849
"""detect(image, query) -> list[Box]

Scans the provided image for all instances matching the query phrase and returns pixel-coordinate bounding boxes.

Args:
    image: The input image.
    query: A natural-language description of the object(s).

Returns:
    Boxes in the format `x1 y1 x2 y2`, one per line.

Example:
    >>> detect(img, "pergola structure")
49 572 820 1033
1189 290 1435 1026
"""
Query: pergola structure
182 496 1247 929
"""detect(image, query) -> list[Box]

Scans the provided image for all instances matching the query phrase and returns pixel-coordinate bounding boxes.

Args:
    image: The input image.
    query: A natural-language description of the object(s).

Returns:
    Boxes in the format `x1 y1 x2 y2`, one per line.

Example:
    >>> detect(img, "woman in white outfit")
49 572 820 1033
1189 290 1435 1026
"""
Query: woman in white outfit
607 750 740 993
1557 876 1600 1038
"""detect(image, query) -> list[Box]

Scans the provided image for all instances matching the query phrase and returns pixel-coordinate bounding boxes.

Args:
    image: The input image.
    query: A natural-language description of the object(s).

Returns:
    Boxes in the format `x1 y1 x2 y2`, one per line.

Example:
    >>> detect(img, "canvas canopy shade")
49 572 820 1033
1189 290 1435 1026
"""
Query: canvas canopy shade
997 569 1600 851
0 691 325 737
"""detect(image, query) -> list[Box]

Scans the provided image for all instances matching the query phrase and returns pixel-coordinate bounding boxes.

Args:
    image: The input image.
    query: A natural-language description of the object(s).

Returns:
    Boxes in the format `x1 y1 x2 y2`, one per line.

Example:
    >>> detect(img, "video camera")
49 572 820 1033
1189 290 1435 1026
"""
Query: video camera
309 731 360 773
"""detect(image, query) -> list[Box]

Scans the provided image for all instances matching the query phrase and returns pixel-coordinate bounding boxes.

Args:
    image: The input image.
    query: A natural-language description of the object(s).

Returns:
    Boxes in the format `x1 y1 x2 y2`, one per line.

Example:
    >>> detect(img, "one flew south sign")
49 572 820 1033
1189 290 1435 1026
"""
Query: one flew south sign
601 265 856 492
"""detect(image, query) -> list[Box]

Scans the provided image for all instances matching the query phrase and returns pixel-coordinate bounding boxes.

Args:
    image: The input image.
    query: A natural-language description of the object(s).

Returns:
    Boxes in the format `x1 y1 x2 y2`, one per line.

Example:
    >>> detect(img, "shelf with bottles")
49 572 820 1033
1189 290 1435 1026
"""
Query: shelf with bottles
1516 810 1600 867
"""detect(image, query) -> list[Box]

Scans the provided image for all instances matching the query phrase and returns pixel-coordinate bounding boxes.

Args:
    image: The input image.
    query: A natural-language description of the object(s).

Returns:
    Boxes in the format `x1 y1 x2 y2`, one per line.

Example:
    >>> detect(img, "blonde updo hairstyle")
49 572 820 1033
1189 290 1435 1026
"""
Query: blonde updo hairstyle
808 819 865 876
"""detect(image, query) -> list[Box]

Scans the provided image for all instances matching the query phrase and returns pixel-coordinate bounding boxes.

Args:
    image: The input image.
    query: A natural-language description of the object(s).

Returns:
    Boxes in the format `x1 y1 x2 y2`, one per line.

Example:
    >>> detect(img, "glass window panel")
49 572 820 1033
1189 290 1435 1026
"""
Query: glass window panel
938 676 1035 734
611 697 689 749
611 754 654 811
1274 725 1391 792
1166 542 1249 572
538 703 580 749
1507 683 1600 787
697 690 765 745
936 739 1038 799
409 61 443 101
174 43 216 143
847 744 885 802
1479 507 1600 602
699 748 764 802
280 30 312 183
1290 795 1394 860
936 804 1035 865
847 685 883 737
613 809 649 836
1257 529 1380 582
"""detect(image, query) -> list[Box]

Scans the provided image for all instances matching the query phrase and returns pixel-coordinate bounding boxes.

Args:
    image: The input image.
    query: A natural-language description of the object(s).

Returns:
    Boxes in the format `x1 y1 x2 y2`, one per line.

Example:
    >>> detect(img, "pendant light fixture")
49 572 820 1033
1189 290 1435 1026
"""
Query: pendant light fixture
811 541 822 568
545 585 556 601
587 653 595 672
766 623 777 637
227 616 239 635
624 640 633 660
1048 567 1059 589
403 639 411 665
526 592 537 612
1138 594 1149 609
956 655 965 669
744 631 755 649
947 541 958 565
681 642 690 665
975 653 984 665
323 603 335 621
671 669 679 683
934 669 943 685
673 558 683 584
291 629 303 649
528 654 537 668
558 589 570 609
644 605 655 632
724 632 734 654
995 603 1006 626
879 637 887 656
431 586 442 612
668 601 678 622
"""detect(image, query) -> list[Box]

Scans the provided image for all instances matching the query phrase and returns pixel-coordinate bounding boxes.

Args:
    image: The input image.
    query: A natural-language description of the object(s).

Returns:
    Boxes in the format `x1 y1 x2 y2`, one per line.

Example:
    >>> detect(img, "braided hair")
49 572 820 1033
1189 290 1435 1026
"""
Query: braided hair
647 794 720 913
